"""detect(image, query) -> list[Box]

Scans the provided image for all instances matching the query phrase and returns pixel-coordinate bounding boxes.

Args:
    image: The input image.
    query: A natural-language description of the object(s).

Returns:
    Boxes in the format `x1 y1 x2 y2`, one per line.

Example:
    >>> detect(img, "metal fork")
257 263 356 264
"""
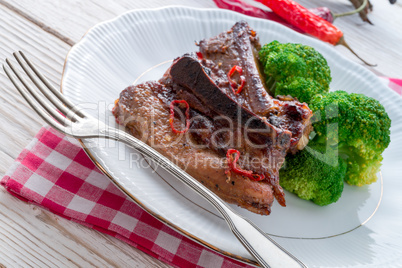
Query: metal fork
3 51 306 268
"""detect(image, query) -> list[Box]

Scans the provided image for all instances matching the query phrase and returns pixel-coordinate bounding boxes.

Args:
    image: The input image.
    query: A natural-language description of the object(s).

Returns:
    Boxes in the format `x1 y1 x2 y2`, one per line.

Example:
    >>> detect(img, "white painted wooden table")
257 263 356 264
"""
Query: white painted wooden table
0 0 401 266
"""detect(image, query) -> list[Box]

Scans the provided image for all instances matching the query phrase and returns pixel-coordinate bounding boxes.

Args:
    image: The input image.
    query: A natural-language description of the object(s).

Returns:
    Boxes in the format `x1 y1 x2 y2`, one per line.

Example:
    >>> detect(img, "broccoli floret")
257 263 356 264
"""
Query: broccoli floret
309 91 391 186
258 40 331 103
259 41 391 203
276 77 326 105
280 142 347 206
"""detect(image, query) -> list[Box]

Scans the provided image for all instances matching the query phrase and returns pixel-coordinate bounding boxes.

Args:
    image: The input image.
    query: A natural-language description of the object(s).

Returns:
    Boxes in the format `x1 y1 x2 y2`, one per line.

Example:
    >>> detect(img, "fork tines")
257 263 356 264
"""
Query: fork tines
3 51 83 132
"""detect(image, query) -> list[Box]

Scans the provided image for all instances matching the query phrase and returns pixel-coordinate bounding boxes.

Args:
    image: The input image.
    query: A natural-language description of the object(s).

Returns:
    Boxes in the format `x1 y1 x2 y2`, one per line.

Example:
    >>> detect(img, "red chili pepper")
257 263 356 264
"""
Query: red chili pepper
255 0 375 66
256 0 343 45
196 52 203 60
169 100 190 134
213 0 304 33
226 149 265 181
227 65 246 94
308 7 334 23
214 0 374 65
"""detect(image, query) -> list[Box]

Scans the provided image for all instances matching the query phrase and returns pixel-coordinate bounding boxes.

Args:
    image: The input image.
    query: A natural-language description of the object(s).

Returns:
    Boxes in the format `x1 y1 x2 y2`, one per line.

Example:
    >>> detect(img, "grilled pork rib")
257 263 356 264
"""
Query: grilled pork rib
198 21 312 152
170 55 291 205
113 21 312 215
113 82 275 215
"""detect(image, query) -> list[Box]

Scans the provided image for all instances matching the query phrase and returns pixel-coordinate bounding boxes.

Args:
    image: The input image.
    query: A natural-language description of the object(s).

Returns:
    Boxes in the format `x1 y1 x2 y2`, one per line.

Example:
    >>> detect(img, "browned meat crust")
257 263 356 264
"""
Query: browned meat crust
113 82 275 215
198 21 312 152
169 55 290 205
170 56 291 143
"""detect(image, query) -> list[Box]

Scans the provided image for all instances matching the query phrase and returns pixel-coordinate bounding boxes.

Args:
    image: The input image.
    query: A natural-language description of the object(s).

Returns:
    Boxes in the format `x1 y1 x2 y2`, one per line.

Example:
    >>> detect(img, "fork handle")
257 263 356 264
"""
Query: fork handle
105 128 305 268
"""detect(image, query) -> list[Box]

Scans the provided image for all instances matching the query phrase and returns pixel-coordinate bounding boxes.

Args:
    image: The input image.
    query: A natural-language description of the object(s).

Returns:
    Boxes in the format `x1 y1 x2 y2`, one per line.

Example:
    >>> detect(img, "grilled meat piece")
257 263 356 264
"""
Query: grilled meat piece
170 56 292 143
198 21 312 152
113 82 275 215
170 55 291 205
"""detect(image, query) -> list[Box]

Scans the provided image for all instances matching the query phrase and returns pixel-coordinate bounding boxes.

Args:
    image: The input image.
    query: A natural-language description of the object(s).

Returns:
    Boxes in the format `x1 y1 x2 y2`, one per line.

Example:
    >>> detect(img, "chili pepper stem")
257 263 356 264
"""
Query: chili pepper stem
337 36 377 67
348 0 373 24
334 0 368 20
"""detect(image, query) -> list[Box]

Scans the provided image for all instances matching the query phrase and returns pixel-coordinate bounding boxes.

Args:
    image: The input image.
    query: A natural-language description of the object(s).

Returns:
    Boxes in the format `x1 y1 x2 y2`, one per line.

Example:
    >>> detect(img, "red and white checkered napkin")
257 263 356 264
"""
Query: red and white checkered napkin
1 126 253 268
2 78 401 267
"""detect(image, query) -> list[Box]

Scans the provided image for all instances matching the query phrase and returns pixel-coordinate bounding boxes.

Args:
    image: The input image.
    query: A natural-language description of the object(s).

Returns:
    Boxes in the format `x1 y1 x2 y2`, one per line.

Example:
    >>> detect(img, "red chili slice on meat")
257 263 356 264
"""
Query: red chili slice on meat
169 100 190 134
226 149 265 181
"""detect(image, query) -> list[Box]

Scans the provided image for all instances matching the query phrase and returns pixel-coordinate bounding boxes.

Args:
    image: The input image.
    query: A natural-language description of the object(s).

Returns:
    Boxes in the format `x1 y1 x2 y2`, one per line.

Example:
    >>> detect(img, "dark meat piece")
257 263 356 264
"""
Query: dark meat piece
198 21 271 115
113 82 275 215
198 21 312 153
170 56 291 144
170 55 291 205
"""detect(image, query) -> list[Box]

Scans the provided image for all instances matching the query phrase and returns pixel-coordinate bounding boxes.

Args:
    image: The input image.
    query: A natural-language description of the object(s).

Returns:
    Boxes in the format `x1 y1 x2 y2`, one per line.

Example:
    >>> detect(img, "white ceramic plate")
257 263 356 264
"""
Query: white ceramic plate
62 6 402 267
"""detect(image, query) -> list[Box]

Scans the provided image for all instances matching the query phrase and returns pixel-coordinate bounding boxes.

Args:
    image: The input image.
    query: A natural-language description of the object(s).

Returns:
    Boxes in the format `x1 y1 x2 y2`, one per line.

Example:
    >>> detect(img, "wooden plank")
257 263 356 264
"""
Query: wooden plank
0 5 170 267
0 4 67 174
0 0 217 43
3 0 400 77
